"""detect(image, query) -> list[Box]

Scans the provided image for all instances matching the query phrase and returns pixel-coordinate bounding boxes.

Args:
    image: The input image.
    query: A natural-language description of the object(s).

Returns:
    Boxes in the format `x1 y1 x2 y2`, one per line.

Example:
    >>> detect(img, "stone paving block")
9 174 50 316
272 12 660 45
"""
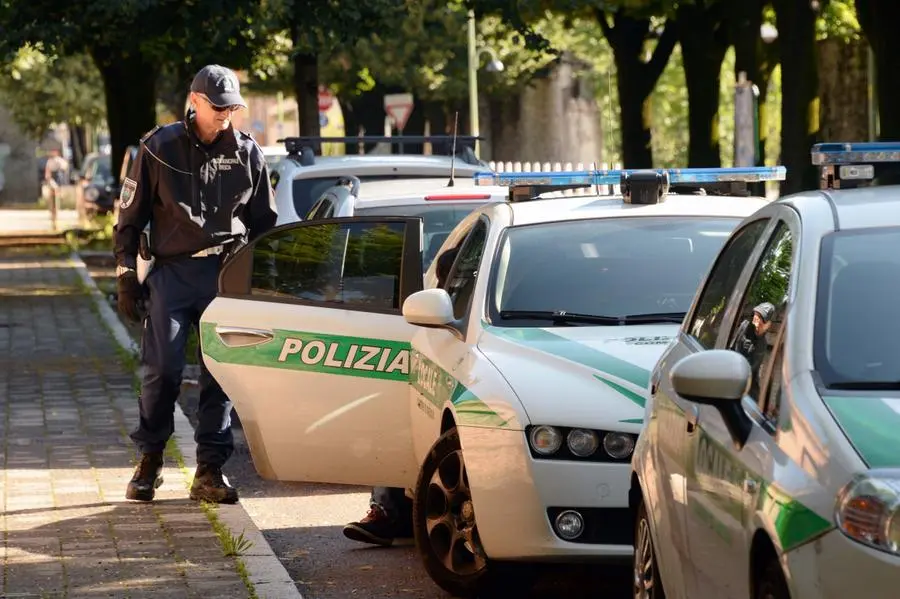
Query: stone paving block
1 251 254 599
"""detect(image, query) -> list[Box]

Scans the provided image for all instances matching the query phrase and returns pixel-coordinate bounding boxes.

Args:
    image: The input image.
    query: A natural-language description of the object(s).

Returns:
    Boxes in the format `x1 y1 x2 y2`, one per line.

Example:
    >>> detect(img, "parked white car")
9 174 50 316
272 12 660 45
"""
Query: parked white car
630 143 900 599
199 165 784 596
271 135 489 225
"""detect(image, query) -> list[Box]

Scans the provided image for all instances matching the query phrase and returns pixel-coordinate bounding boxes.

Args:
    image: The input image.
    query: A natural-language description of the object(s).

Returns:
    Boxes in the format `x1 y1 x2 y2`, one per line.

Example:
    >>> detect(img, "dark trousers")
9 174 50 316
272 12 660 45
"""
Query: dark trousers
371 486 413 522
129 256 233 467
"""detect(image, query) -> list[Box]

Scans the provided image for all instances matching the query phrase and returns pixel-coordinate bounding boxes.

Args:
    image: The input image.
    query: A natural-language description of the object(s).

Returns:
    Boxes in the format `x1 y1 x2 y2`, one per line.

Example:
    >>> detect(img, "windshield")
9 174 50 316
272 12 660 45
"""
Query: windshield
357 202 484 267
293 175 459 222
490 216 740 326
814 226 900 388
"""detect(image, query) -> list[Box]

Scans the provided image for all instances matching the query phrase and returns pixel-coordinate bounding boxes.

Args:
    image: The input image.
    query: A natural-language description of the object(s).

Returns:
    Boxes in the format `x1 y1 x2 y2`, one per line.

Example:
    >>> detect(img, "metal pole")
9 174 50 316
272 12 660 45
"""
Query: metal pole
467 9 479 156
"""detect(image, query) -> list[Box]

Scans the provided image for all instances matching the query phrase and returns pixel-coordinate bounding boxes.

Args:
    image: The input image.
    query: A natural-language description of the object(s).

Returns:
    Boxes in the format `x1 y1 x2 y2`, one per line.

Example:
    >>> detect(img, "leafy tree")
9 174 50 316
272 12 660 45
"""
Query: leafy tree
0 0 268 178
264 0 407 138
855 0 900 139
772 0 826 194
0 47 105 165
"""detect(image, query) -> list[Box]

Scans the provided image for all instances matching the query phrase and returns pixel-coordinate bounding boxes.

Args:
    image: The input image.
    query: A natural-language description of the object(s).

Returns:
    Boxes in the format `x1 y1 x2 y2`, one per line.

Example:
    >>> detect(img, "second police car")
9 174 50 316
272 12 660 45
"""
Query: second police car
198 164 785 596
631 143 900 599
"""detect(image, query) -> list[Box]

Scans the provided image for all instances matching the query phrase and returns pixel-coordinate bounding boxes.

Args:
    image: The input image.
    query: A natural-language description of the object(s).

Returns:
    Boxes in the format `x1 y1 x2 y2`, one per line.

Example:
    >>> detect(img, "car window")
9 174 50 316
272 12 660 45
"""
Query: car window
726 221 793 404
249 221 406 311
357 202 487 267
491 216 744 327
814 225 900 388
760 338 785 427
446 221 488 320
292 175 455 224
688 218 771 348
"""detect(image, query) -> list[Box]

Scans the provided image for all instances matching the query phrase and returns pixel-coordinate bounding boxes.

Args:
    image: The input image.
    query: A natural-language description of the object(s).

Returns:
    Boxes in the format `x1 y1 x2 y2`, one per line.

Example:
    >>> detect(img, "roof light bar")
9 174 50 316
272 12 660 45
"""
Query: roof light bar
474 166 786 187
811 142 900 166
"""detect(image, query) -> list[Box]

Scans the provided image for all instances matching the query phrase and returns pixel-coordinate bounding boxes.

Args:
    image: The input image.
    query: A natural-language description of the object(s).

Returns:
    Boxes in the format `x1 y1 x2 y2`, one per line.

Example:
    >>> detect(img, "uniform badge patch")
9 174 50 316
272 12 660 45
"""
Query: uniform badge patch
120 177 138 210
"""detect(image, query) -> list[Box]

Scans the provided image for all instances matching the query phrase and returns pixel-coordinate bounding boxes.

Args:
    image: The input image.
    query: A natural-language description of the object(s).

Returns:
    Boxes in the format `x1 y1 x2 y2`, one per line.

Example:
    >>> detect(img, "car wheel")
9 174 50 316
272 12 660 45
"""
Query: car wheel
413 428 491 598
634 498 666 599
757 559 790 599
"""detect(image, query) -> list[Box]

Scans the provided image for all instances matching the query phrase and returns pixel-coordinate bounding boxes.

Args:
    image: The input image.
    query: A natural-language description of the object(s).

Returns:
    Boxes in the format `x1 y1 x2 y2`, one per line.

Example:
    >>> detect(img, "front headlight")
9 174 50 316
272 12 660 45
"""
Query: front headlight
529 425 563 455
836 472 900 555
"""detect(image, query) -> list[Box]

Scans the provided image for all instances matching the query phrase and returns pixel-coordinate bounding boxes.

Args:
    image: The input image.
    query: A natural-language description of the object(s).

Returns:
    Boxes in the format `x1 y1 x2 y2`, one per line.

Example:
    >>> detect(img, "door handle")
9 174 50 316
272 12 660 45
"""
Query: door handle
215 325 274 347
686 405 700 434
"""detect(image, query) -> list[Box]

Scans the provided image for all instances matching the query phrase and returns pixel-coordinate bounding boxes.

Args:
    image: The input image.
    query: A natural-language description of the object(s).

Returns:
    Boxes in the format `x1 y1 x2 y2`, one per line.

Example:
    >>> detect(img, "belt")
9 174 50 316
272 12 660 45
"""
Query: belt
191 245 226 258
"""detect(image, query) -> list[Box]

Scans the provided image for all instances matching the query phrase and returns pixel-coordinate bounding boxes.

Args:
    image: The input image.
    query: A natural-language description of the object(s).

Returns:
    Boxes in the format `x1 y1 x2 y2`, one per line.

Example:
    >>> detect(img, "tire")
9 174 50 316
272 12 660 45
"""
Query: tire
414 429 521 598
757 559 790 599
633 498 666 599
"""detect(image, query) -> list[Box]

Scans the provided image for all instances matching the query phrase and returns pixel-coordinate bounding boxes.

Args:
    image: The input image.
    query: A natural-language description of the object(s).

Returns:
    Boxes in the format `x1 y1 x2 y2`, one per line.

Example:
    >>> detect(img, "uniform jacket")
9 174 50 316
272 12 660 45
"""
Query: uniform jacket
114 110 278 269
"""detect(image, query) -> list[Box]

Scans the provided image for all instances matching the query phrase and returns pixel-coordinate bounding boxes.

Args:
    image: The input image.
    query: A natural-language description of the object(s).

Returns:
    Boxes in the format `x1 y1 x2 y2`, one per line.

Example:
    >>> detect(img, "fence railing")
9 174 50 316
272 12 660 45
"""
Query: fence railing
486 160 625 195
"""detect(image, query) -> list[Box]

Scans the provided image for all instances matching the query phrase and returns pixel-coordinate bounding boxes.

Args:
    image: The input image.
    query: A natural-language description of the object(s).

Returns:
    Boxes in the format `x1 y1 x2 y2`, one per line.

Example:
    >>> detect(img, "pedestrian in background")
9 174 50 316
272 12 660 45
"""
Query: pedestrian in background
113 64 277 504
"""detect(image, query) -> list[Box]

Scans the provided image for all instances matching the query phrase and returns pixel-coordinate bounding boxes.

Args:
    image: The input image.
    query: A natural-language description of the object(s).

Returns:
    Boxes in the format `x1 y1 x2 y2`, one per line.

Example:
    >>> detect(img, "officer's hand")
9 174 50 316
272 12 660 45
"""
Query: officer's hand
116 270 144 323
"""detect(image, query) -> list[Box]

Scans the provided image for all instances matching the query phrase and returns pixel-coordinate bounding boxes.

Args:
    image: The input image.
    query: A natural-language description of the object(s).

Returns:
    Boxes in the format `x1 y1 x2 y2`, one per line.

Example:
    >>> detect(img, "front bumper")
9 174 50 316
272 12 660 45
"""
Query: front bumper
786 529 900 598
460 426 633 562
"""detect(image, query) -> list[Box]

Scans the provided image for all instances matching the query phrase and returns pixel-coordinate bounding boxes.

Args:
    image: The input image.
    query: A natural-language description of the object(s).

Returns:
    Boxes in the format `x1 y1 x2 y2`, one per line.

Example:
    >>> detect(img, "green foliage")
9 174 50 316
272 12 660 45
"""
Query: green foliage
0 47 105 138
817 0 860 41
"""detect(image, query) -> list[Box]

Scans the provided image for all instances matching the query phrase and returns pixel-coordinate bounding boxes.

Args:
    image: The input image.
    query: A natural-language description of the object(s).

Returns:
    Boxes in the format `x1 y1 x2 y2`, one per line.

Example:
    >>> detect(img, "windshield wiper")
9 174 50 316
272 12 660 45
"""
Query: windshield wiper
622 312 687 324
827 381 900 391
498 310 624 326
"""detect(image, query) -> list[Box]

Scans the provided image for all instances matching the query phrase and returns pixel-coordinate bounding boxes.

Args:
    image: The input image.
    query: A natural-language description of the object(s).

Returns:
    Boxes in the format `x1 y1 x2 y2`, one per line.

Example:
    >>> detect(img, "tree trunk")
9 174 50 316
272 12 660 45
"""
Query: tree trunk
157 62 194 121
726 0 768 167
818 38 869 142
91 48 159 181
857 0 900 140
290 49 320 139
773 0 820 194
598 10 678 169
68 124 87 170
678 1 729 167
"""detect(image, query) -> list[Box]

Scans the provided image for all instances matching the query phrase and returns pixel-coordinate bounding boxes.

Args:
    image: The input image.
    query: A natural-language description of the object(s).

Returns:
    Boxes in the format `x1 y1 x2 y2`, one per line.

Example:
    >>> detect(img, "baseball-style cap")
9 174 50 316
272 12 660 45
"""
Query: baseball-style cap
753 302 776 322
190 64 247 108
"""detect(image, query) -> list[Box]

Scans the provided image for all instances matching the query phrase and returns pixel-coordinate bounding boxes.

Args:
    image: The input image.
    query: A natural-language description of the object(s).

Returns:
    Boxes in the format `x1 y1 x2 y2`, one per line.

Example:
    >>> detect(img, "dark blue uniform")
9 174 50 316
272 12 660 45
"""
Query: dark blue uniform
114 109 277 468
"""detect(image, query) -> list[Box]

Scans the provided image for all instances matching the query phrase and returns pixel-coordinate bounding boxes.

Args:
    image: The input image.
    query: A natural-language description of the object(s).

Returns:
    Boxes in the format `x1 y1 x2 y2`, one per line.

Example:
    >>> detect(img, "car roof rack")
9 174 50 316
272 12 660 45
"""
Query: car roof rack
474 166 787 203
811 142 900 189
277 135 485 167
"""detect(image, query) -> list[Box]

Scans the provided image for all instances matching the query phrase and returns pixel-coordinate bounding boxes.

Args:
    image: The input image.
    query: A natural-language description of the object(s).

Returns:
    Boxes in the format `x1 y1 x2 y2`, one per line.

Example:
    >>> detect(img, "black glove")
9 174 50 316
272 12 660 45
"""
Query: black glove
116 270 144 323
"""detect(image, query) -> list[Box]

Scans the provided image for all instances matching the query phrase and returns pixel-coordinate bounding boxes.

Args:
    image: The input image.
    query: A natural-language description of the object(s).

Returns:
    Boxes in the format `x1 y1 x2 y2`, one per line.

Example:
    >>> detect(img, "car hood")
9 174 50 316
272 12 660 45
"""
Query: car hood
478 324 678 432
822 395 900 469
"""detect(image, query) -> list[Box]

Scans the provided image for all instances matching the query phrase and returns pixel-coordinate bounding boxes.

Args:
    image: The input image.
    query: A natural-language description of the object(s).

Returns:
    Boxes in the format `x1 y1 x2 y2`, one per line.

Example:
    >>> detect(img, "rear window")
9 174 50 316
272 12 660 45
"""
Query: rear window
489 216 740 326
814 226 900 389
293 175 459 222
357 202 488 267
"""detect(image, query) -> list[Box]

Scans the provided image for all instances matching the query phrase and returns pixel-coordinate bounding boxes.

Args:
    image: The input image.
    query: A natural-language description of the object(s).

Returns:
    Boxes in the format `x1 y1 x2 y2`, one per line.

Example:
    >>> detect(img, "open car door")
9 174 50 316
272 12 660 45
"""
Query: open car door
200 216 424 488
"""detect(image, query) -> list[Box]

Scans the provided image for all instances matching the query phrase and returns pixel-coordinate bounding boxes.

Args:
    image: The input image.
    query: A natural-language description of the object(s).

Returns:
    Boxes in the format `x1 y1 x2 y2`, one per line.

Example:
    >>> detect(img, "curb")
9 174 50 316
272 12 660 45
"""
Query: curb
69 250 303 599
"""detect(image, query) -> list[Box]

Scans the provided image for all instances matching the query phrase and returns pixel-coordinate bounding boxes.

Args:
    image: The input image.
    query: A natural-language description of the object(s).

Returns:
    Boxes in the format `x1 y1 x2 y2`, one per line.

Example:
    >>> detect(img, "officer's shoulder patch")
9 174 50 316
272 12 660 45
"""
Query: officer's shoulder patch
119 177 138 210
140 125 161 143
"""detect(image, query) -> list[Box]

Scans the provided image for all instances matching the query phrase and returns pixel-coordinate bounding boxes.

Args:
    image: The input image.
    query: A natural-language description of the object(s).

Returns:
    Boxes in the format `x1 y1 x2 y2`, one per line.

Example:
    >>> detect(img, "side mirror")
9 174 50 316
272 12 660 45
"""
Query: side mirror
403 289 455 328
671 350 753 448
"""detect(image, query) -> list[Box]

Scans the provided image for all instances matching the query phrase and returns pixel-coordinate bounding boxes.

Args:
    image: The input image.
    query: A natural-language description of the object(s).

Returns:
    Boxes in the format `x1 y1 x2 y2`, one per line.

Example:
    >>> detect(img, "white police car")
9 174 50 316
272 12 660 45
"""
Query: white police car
198 165 783 597
271 135 490 225
630 143 900 599
305 175 510 267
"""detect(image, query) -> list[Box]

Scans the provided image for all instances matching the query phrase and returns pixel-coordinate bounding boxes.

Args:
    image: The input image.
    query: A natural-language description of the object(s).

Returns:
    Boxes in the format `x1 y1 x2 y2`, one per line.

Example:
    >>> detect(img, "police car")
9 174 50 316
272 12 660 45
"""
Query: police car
198 165 784 597
271 135 490 225
304 175 510 267
630 143 900 599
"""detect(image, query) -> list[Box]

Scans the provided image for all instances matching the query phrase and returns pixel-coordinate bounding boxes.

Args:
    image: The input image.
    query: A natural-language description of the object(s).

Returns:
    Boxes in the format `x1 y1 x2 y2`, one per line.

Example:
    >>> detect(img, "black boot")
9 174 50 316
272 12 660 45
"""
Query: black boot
126 452 164 501
189 464 239 504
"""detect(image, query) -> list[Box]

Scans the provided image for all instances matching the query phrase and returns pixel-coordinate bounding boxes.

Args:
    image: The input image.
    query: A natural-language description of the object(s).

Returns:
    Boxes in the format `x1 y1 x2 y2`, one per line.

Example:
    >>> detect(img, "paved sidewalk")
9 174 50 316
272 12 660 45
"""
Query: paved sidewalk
0 248 257 598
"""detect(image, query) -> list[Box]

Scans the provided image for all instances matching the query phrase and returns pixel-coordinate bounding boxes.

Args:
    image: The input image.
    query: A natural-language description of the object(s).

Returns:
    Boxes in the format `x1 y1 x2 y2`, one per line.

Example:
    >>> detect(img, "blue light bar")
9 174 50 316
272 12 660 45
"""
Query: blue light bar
474 166 786 187
811 142 900 166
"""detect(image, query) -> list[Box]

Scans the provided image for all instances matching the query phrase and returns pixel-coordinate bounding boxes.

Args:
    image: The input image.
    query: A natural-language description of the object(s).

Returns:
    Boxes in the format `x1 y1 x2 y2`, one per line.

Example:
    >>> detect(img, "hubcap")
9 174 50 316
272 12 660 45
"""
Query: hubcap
424 448 487 576
634 517 655 598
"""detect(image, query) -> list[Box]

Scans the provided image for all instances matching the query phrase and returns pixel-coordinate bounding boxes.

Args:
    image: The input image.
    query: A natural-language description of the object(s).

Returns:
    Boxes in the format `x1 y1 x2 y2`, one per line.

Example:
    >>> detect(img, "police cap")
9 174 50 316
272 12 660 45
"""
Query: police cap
190 64 247 108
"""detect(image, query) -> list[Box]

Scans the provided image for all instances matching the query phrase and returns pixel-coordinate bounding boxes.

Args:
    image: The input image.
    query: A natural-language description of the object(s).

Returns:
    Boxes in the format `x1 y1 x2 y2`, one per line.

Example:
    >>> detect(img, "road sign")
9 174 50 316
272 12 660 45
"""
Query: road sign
318 87 335 112
384 93 414 131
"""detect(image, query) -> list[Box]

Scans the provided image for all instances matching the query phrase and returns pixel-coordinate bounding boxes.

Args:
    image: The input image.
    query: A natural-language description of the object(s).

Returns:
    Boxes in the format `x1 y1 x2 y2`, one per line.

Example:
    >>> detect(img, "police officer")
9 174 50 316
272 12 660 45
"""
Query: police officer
114 64 277 504
343 245 461 546
732 301 775 399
